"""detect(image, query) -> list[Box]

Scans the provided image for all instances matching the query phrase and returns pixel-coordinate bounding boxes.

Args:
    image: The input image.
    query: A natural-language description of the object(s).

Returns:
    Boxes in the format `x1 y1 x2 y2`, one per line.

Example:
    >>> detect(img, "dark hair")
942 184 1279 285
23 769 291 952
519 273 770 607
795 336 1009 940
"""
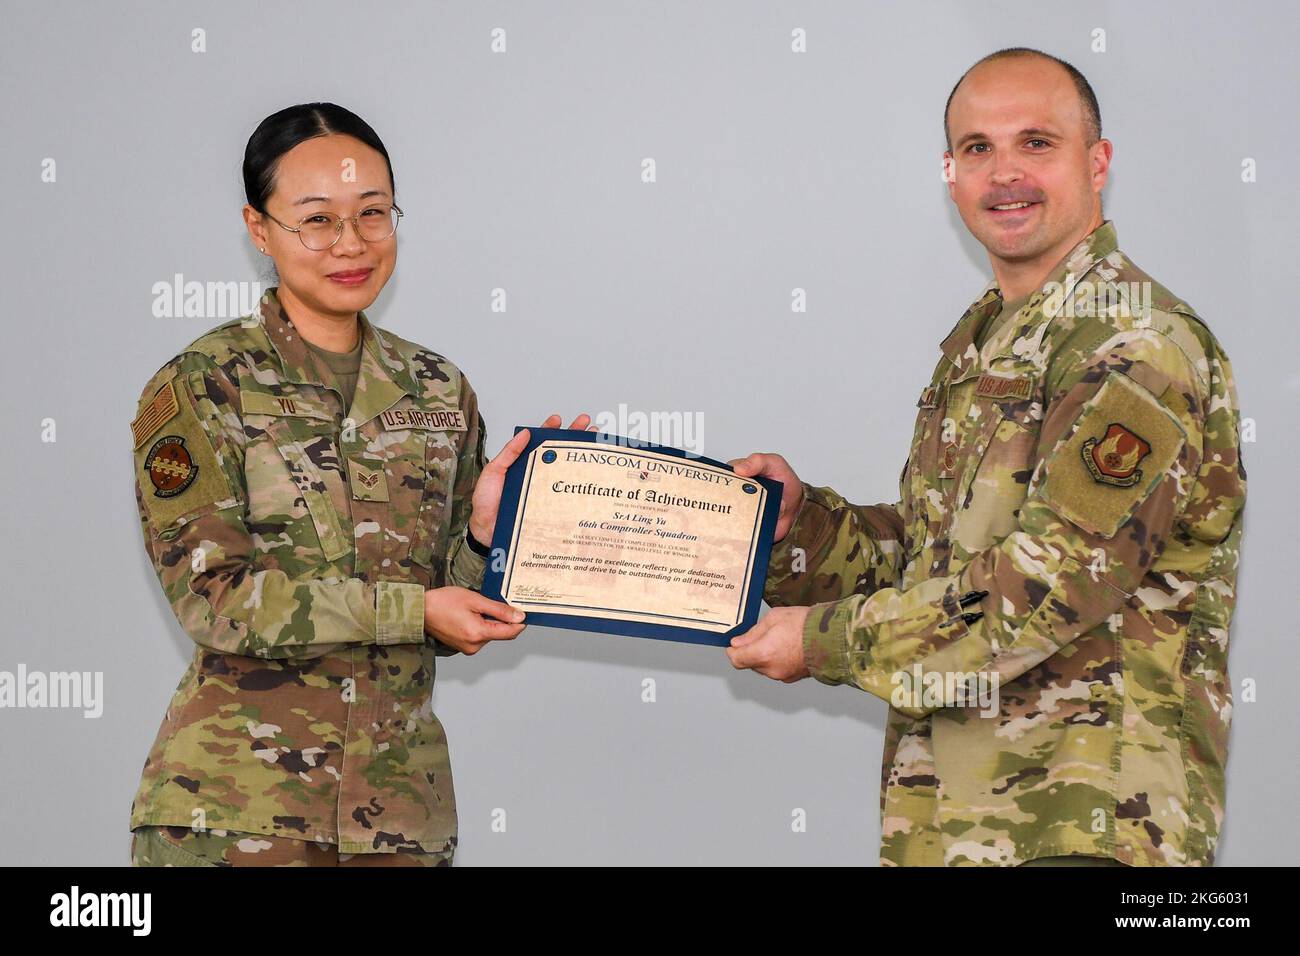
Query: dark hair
943 48 1102 152
242 102 396 213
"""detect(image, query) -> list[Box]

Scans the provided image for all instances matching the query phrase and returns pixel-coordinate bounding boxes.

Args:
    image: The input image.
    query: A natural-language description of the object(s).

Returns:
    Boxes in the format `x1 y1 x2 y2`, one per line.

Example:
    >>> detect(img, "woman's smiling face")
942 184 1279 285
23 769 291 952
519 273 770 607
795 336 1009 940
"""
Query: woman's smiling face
247 132 397 317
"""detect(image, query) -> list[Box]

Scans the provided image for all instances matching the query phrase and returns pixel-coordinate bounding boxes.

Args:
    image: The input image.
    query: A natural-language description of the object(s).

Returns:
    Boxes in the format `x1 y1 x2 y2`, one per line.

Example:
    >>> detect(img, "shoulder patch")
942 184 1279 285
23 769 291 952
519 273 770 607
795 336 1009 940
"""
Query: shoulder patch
133 374 233 530
1082 423 1151 485
1038 369 1187 538
144 434 200 497
130 371 182 450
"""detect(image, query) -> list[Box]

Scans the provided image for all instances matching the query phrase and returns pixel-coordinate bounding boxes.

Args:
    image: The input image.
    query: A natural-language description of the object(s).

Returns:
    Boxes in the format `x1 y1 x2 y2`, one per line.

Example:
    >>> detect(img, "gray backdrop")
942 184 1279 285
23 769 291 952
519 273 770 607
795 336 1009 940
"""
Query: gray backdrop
1 0 1295 865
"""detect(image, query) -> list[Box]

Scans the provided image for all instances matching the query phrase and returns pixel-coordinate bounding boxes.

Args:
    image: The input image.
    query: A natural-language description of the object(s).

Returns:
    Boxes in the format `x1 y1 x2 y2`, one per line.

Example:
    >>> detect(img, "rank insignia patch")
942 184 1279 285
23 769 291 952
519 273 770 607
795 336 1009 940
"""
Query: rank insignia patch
145 435 198 497
348 458 391 502
1082 423 1151 487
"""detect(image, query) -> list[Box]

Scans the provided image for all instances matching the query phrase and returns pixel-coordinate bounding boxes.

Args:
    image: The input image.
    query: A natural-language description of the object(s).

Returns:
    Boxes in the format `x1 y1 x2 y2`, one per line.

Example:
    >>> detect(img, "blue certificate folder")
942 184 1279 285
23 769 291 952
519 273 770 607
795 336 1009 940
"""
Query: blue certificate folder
481 427 782 647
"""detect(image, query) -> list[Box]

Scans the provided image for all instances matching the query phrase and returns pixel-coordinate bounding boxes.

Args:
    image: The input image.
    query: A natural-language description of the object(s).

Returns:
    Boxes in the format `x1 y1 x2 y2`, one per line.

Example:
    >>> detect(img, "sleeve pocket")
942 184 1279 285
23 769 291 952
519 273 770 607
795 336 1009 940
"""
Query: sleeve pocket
1037 369 1187 539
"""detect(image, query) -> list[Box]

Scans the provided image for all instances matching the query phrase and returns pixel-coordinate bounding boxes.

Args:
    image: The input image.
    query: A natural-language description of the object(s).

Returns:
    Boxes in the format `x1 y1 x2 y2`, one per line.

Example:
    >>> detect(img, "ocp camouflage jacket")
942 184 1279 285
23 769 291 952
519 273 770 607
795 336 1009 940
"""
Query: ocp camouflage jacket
128 287 486 854
765 221 1246 866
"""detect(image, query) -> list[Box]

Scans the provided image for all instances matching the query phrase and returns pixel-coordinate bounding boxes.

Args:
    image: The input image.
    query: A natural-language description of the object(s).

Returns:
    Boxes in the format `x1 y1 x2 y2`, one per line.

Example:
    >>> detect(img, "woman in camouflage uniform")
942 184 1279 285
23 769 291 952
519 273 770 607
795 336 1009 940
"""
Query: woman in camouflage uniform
128 103 584 866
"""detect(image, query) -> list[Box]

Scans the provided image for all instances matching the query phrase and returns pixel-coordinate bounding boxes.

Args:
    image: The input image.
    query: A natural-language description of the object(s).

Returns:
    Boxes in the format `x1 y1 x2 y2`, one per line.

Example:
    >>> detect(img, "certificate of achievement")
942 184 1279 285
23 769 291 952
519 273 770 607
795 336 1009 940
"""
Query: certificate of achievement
482 428 781 646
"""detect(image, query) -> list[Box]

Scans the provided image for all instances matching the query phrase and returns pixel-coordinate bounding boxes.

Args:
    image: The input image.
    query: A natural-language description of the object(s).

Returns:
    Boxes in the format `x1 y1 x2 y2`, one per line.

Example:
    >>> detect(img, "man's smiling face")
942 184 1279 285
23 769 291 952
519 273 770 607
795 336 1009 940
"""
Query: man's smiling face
945 55 1109 267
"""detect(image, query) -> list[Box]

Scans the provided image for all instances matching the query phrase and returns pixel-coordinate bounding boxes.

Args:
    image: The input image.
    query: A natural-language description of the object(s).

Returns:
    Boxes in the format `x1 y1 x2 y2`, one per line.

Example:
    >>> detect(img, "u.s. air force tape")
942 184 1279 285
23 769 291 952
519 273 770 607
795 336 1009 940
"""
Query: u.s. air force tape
379 407 467 432
975 373 1034 400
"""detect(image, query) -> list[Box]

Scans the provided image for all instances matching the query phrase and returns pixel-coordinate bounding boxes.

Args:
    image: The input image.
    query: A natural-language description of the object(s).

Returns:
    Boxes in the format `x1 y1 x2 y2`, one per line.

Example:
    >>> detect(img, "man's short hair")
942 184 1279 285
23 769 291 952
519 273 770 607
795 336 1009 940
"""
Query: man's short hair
944 47 1102 152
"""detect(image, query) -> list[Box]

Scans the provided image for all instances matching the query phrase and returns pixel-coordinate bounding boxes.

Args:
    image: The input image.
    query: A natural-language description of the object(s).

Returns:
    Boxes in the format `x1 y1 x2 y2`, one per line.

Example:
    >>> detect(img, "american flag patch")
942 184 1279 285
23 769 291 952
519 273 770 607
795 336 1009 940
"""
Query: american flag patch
131 380 180 449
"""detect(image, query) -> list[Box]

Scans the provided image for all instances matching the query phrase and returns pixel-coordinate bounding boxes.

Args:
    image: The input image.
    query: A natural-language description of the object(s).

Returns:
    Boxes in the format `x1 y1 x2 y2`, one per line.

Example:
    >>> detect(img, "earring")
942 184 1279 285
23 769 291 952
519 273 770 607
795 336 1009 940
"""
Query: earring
260 246 267 253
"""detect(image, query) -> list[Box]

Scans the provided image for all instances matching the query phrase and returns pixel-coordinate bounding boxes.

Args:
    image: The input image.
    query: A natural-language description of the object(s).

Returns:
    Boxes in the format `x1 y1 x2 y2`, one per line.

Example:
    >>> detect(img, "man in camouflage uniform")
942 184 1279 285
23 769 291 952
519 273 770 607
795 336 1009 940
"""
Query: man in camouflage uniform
128 287 491 861
727 49 1246 866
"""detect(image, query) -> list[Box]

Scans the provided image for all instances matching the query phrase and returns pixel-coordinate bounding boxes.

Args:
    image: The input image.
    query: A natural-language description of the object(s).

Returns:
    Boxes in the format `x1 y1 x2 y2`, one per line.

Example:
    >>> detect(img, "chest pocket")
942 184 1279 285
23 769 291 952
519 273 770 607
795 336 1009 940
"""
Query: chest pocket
405 418 462 573
952 366 1042 550
902 377 946 561
240 389 352 564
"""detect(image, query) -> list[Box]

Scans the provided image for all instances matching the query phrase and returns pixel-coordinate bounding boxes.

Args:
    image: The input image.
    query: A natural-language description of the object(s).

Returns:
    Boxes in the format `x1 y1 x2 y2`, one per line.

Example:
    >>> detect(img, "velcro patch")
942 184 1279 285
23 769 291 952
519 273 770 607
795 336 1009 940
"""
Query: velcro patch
131 380 180 449
240 391 334 421
1082 424 1150 486
134 375 234 530
144 435 199 497
1038 369 1186 538
349 458 391 502
975 373 1033 400
380 407 467 432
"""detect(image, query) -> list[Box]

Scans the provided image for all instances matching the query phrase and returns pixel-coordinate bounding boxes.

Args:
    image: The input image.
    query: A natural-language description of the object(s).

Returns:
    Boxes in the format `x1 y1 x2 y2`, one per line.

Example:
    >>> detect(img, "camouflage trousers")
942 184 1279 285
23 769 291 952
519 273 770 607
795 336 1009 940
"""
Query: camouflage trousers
130 826 454 867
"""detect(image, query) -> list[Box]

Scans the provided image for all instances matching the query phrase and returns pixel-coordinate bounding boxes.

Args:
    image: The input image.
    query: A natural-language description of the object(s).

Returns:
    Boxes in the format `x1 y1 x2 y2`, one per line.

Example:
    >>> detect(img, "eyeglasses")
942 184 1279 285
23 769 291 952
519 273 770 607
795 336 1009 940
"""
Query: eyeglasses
263 203 404 251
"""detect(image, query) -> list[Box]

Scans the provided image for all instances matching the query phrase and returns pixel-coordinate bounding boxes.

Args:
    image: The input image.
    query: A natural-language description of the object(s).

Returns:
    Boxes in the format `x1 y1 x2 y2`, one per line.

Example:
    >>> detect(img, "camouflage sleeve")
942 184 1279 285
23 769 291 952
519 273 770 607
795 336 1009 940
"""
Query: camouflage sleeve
763 483 907 608
132 352 426 661
802 329 1215 718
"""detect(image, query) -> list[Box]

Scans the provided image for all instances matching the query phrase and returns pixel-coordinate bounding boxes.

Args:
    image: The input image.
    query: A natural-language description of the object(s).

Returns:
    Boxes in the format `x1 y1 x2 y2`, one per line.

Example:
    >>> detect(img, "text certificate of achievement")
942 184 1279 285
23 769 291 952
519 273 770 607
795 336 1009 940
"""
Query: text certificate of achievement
482 428 781 646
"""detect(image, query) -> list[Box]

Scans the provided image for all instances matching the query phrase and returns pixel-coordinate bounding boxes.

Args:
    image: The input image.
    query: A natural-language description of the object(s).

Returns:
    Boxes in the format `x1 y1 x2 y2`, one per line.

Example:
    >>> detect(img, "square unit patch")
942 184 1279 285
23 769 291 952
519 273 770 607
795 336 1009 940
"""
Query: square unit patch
1038 369 1187 538
133 374 233 530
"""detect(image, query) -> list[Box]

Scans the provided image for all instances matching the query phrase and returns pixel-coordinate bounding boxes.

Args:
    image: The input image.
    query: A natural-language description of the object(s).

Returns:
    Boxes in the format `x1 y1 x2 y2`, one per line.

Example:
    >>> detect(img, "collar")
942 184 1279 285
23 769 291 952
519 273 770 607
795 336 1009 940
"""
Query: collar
250 286 419 426
939 219 1120 376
